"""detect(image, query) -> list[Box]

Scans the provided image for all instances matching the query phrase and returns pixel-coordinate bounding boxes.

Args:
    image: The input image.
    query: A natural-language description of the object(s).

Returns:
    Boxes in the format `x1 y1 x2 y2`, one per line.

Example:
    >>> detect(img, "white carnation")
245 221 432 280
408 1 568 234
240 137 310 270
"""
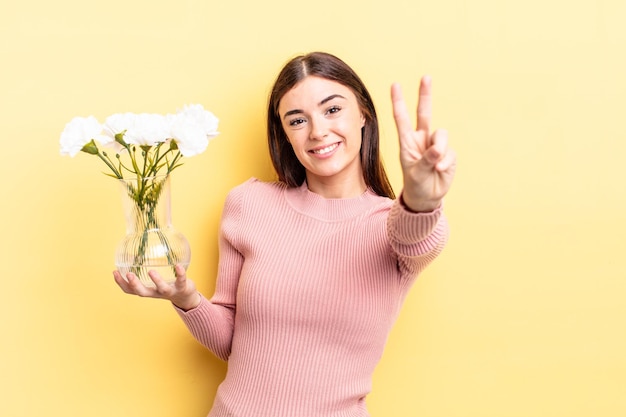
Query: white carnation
60 103 219 180
170 113 209 157
178 104 219 137
103 112 136 140
59 116 110 157
124 113 171 146
103 112 172 147
170 104 220 157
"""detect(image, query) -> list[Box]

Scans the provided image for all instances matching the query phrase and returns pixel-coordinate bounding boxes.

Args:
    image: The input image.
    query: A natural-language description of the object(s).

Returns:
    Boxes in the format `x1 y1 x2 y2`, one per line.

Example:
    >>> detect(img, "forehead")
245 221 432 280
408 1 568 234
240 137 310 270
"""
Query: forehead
278 76 357 111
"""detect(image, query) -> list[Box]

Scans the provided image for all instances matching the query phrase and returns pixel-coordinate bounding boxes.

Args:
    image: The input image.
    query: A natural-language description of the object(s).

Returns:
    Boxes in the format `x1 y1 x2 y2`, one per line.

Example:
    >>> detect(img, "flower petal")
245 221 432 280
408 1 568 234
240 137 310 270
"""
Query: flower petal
170 114 209 157
103 113 136 141
59 116 103 157
124 113 170 146
178 104 220 136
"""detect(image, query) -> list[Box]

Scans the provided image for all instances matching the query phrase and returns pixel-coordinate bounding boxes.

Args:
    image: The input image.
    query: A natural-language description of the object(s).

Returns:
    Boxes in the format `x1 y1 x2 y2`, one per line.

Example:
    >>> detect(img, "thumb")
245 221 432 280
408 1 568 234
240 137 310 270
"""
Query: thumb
174 264 188 289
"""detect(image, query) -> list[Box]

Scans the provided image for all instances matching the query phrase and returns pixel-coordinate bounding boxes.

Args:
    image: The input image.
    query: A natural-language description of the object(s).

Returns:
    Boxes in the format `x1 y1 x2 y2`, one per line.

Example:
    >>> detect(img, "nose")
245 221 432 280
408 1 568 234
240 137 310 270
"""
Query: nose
309 115 329 141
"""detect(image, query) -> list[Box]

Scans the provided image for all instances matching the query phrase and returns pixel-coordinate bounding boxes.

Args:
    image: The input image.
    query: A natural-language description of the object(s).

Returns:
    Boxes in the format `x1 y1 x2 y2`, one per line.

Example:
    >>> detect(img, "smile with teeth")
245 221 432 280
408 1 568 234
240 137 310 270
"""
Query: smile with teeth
310 143 340 155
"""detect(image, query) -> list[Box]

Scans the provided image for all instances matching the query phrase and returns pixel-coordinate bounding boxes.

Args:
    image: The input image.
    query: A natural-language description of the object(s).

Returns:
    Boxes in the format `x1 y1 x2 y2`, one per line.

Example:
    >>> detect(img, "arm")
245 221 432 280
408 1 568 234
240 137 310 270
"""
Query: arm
173 209 244 361
113 187 245 361
387 199 449 279
387 76 455 279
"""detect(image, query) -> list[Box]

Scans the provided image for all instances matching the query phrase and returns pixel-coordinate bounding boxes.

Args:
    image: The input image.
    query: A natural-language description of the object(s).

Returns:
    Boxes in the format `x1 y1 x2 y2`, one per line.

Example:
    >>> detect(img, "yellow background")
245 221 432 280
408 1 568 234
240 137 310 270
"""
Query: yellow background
1 0 625 416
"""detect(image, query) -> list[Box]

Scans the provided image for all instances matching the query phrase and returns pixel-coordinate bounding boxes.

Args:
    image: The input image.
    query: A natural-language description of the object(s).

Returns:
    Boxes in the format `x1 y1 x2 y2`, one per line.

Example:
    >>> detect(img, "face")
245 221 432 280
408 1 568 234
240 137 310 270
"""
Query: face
278 76 366 193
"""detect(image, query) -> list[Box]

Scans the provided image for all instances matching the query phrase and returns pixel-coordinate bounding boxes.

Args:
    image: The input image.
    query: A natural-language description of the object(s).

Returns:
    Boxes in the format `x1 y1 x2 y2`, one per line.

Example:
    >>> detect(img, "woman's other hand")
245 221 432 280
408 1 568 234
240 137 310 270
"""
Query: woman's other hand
113 264 201 311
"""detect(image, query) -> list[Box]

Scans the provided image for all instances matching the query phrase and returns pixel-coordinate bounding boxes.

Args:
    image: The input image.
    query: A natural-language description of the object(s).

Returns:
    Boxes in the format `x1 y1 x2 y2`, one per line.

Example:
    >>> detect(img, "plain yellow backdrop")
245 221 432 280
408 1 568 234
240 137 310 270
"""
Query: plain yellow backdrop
1 0 625 416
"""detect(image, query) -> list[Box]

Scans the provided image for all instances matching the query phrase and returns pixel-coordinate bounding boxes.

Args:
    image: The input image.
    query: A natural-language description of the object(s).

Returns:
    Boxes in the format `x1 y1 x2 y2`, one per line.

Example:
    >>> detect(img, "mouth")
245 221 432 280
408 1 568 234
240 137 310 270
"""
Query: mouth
309 142 340 155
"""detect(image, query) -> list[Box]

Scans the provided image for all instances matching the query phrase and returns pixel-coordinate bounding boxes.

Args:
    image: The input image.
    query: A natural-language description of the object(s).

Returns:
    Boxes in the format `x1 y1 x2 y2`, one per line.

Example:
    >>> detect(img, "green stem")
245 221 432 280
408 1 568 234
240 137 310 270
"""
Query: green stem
167 151 183 174
97 152 123 178
148 145 171 177
133 196 175 269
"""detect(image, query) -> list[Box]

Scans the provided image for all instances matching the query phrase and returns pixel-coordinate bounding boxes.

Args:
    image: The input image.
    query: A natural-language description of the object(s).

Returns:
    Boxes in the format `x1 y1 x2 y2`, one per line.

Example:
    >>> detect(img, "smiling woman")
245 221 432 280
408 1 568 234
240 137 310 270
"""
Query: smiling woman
278 76 367 198
267 52 397 199
113 51 456 417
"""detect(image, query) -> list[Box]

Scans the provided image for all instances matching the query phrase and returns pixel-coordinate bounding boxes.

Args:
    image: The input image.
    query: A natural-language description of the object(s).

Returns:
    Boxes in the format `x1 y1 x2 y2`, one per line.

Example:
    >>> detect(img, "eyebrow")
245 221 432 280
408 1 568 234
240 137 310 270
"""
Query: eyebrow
282 94 346 120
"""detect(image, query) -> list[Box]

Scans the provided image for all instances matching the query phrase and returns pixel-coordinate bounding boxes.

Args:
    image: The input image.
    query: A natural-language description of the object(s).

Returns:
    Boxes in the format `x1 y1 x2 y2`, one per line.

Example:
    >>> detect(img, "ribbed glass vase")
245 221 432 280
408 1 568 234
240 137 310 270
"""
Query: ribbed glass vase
115 175 190 287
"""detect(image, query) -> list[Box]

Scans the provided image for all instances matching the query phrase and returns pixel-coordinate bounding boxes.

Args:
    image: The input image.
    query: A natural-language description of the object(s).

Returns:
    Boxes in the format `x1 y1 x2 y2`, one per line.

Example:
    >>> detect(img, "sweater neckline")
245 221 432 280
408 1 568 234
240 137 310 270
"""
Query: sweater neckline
283 181 384 222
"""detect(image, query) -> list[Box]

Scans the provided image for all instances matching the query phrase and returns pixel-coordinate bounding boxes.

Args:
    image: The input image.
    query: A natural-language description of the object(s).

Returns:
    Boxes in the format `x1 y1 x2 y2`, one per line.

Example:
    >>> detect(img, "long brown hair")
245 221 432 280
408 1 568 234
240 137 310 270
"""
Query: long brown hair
267 52 395 199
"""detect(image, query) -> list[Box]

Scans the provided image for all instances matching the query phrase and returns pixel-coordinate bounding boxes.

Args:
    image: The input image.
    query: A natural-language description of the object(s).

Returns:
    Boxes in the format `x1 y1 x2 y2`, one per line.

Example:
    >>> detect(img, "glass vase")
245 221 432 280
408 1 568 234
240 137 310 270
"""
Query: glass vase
115 175 191 287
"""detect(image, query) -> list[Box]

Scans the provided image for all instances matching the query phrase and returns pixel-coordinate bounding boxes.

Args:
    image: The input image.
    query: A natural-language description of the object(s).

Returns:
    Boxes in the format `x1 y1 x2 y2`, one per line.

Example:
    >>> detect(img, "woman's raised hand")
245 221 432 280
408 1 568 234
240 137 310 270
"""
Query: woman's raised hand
113 264 201 311
391 76 456 212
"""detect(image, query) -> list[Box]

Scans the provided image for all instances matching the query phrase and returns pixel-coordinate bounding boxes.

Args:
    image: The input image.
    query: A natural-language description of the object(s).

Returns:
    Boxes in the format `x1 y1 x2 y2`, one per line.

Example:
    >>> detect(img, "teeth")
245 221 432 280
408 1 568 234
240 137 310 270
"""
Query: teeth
312 143 338 155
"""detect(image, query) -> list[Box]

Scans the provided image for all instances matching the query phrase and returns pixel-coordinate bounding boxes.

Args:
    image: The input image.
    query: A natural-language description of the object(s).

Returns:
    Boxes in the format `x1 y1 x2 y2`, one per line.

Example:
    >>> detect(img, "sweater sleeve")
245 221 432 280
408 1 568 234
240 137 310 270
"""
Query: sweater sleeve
386 194 449 281
173 185 245 361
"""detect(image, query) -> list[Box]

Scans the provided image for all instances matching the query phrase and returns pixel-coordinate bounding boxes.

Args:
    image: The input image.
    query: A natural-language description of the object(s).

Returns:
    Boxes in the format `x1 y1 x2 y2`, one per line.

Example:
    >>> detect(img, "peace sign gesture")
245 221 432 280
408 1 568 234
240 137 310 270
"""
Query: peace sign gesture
391 76 456 212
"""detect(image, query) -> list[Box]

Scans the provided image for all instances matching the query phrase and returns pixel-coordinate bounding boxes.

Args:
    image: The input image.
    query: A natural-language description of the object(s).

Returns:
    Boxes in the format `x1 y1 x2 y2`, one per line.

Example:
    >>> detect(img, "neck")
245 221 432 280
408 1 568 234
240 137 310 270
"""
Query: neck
304 174 367 199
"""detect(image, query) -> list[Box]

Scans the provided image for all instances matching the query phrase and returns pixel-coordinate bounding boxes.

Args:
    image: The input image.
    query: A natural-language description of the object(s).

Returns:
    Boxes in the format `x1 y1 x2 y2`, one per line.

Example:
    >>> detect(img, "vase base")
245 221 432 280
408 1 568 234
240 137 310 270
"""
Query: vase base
116 263 189 287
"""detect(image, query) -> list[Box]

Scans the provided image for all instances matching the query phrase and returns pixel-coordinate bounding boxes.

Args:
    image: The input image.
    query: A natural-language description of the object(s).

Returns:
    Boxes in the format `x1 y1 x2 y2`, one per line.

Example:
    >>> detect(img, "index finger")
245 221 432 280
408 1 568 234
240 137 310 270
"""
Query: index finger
391 82 413 137
417 75 432 134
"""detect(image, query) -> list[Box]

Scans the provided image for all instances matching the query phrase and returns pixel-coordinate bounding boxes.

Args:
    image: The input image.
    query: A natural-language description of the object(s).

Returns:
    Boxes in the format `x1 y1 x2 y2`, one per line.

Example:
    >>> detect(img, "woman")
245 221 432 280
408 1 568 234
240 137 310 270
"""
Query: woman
114 51 456 417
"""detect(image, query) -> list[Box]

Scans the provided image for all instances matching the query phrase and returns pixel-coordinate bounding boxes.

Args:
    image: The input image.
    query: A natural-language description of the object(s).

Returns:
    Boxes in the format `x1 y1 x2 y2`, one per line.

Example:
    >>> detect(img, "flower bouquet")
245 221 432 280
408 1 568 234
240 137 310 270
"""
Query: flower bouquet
60 104 219 286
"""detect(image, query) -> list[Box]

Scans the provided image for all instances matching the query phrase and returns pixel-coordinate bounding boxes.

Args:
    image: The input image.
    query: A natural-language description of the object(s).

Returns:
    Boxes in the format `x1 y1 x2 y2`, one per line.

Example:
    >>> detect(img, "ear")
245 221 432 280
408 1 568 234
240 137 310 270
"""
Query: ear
360 113 366 128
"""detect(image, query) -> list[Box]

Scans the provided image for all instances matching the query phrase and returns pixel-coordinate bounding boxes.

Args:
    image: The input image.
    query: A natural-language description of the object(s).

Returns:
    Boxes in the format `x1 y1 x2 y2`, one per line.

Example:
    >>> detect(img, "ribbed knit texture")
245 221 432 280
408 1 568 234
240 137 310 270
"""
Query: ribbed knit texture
176 178 449 417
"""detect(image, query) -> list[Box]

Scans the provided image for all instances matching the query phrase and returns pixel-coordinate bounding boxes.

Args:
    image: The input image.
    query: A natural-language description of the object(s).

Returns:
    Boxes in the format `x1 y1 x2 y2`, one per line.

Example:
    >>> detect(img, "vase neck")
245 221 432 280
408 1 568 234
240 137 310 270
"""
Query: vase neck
119 176 172 232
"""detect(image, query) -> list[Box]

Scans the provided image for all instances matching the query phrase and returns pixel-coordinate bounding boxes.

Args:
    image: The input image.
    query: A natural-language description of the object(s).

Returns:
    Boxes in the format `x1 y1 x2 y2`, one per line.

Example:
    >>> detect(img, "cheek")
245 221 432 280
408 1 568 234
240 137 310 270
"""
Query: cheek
340 117 364 140
285 133 307 153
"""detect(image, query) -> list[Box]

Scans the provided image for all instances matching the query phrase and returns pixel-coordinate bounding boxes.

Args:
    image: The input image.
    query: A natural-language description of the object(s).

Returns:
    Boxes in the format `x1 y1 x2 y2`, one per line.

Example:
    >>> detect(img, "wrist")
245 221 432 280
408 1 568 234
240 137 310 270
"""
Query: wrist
173 292 202 311
400 193 441 213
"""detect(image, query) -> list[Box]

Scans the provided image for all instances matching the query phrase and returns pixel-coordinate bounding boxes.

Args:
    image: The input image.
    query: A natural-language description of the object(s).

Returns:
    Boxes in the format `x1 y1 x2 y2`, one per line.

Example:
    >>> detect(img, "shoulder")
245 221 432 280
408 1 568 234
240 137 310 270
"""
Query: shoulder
224 177 286 211
220 178 289 239
227 177 286 199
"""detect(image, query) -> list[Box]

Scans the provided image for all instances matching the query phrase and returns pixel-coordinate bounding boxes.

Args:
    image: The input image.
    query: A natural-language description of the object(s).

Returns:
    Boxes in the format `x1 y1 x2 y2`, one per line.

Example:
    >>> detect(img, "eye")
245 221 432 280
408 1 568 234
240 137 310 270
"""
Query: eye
288 117 306 127
326 105 341 115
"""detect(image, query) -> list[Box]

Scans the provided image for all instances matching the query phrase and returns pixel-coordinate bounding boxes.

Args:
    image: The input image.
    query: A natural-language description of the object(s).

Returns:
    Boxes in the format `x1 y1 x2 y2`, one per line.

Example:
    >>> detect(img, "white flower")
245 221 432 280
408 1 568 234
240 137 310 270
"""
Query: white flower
103 112 172 147
178 104 219 137
60 104 219 179
170 104 220 157
129 113 171 146
103 112 136 140
170 113 209 157
59 116 111 157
